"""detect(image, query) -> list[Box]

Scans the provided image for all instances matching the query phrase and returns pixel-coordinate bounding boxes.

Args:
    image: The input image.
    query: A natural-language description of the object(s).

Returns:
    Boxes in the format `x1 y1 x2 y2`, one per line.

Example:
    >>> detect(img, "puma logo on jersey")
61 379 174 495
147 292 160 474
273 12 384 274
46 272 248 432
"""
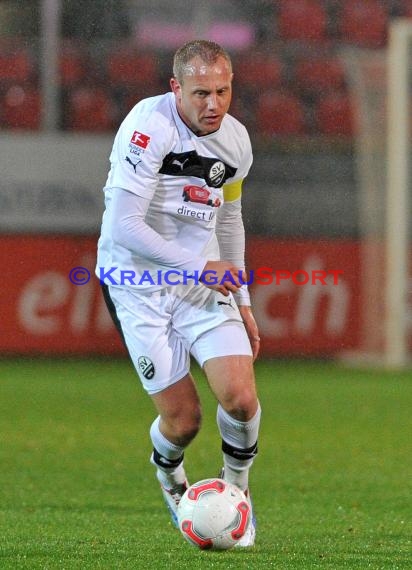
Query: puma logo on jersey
160 151 237 188
172 157 189 170
125 156 141 173
217 299 234 309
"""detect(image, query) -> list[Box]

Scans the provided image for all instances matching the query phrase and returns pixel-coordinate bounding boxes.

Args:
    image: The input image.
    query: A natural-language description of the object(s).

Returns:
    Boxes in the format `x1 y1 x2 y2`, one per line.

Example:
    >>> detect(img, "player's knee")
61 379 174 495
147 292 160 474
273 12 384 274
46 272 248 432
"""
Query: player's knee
169 407 202 445
222 391 258 422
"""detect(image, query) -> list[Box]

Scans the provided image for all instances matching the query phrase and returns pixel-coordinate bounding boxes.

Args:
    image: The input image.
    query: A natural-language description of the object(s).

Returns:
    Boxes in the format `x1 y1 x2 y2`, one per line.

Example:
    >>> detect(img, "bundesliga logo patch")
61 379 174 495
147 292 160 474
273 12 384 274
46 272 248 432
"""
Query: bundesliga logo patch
130 130 151 149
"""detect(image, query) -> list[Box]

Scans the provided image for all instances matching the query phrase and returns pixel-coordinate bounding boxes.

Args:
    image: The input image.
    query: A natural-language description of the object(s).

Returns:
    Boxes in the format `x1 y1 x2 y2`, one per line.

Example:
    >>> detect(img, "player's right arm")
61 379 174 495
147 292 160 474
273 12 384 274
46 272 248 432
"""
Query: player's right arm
110 190 243 293
107 101 207 275
111 188 207 274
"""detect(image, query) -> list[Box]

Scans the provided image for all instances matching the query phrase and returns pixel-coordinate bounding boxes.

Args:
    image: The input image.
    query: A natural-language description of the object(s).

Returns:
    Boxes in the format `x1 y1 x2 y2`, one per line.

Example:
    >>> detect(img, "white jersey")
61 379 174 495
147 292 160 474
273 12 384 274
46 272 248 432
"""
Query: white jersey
96 91 253 290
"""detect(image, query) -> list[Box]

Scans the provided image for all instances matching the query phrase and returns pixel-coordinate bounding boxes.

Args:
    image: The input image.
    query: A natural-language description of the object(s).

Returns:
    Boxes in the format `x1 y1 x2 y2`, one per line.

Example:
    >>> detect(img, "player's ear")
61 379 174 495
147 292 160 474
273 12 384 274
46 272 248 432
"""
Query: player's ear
170 77 181 95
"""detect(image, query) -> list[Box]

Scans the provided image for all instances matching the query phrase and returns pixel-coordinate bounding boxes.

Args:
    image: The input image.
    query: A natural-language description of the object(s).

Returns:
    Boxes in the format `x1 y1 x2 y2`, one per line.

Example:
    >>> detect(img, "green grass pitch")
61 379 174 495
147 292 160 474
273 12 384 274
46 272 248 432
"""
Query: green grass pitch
0 357 411 569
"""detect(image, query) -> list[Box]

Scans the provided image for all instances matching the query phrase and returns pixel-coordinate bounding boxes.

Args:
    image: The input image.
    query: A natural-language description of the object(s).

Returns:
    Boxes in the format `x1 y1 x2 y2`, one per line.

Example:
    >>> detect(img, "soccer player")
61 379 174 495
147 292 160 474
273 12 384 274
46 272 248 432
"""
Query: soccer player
96 40 261 547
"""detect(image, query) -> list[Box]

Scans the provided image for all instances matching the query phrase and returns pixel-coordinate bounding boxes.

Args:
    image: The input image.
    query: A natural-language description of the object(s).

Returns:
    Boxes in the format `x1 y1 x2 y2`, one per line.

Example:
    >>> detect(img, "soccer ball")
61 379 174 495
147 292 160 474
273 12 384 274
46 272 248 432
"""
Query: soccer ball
177 478 250 550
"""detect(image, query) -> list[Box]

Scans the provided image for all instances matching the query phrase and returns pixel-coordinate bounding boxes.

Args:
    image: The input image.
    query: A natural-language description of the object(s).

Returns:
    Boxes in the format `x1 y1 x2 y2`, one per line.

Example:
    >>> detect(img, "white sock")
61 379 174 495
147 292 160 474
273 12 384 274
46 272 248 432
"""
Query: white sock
149 416 187 489
217 403 261 492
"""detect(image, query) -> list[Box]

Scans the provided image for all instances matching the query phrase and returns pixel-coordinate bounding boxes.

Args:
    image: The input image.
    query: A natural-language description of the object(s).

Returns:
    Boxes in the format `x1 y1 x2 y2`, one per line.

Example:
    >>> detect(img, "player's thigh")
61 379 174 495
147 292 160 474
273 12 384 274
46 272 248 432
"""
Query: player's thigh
108 285 190 394
191 322 258 420
173 286 245 347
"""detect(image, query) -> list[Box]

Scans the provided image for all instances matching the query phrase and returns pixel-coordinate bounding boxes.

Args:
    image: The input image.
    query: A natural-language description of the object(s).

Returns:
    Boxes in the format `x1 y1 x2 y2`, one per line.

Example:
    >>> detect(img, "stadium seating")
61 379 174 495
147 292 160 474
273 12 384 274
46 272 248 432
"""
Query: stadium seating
3 0 403 139
234 52 283 90
315 92 354 137
1 85 41 130
339 0 388 48
66 86 115 131
277 0 328 43
401 0 412 17
0 48 34 84
106 48 159 88
59 44 87 87
294 56 346 95
256 90 306 135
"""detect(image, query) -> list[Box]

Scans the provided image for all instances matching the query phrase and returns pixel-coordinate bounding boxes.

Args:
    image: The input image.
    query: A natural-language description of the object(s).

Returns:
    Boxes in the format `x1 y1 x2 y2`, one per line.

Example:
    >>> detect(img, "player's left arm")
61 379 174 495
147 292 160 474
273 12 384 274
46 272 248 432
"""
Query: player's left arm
216 180 260 360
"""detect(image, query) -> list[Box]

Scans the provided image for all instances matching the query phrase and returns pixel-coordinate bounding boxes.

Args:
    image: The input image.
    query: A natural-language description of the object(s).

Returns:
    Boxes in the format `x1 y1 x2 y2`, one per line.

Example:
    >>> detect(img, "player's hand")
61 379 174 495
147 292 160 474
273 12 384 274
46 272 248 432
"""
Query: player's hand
239 305 260 361
200 260 245 296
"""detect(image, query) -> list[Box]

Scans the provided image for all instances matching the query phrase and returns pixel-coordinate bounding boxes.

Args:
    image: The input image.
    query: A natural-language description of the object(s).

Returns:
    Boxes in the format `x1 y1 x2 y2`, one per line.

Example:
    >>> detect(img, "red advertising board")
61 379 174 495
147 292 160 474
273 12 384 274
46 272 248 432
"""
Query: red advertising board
0 235 361 356
246 238 361 356
0 235 125 354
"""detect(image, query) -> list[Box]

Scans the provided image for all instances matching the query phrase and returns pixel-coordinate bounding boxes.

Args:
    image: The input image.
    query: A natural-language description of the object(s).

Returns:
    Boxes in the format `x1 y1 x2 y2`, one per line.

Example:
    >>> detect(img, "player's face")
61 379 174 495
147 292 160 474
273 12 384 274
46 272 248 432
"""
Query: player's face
170 56 233 136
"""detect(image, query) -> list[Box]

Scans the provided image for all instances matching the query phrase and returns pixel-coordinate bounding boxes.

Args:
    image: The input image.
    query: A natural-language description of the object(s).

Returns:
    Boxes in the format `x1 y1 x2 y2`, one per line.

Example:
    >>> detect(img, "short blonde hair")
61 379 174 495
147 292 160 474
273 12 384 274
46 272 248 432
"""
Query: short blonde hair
173 40 232 83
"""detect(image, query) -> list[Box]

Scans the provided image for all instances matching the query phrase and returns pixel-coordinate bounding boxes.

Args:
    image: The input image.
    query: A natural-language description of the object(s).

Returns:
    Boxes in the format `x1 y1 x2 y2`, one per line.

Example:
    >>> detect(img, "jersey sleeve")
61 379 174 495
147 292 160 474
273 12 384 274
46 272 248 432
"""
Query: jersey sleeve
106 102 174 200
218 121 253 305
110 187 207 274
216 197 251 306
223 122 253 190
222 178 243 203
237 128 253 181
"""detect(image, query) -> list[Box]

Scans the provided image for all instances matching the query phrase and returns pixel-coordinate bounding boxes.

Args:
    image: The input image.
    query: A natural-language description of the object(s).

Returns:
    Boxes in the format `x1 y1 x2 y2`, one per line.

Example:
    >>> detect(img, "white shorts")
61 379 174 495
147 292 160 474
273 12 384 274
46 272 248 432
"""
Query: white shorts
107 283 252 394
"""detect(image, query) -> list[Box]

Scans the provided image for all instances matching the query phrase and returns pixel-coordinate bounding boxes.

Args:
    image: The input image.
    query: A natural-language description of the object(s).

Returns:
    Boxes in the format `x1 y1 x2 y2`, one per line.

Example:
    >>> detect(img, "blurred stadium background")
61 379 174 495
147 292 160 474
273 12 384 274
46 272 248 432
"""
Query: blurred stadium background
0 0 411 363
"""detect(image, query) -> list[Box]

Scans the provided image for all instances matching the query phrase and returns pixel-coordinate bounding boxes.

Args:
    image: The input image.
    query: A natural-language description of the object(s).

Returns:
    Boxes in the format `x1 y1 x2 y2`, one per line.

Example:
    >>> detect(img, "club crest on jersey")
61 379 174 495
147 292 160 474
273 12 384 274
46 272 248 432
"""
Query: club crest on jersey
130 130 151 149
138 356 155 379
209 161 226 187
